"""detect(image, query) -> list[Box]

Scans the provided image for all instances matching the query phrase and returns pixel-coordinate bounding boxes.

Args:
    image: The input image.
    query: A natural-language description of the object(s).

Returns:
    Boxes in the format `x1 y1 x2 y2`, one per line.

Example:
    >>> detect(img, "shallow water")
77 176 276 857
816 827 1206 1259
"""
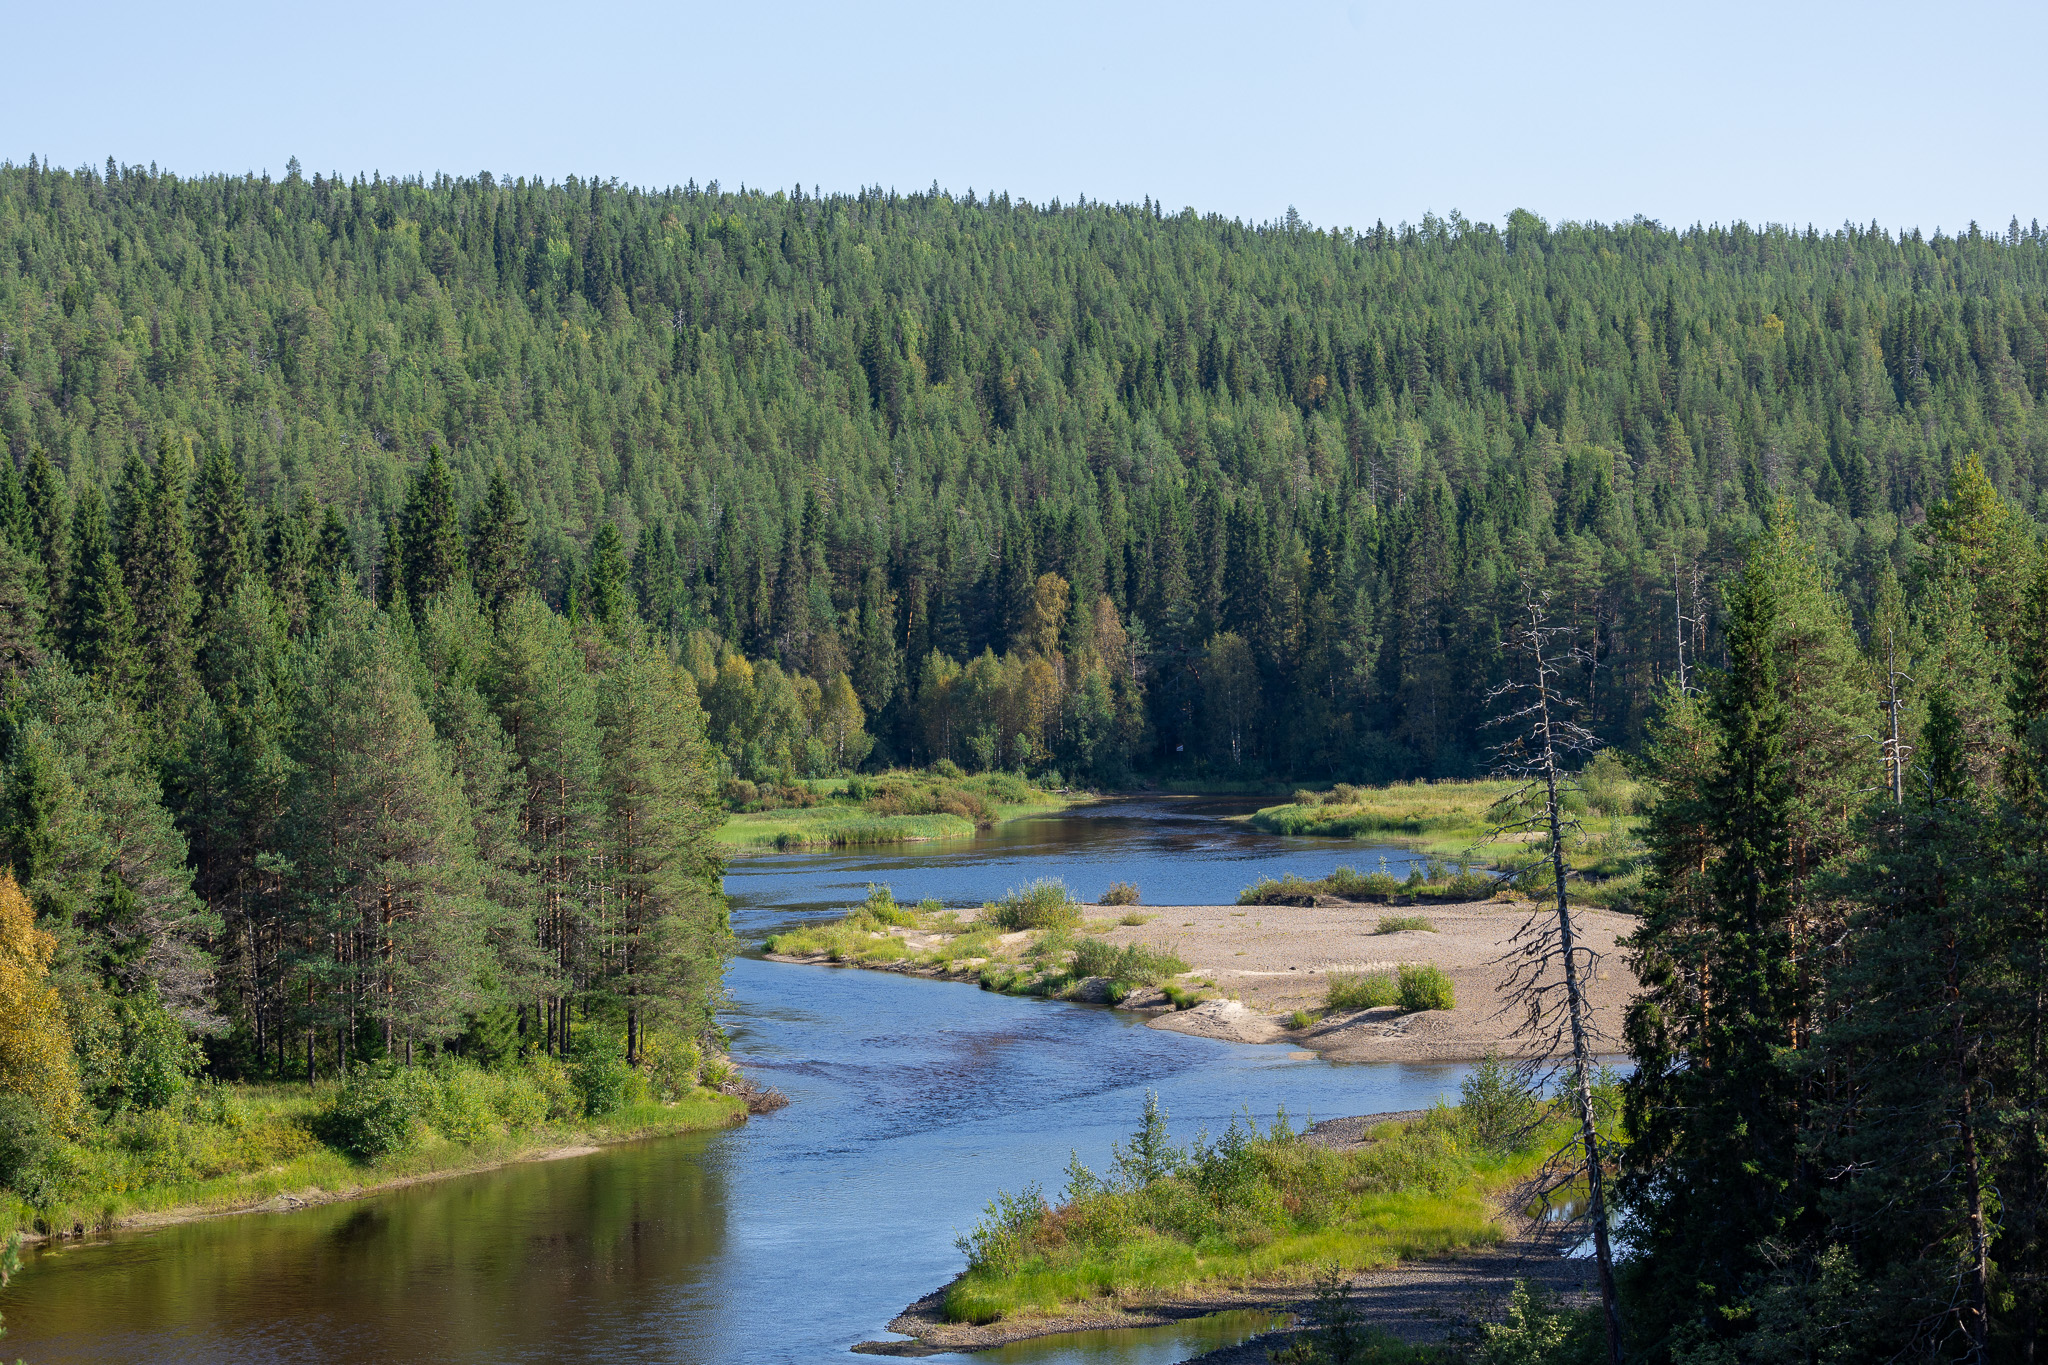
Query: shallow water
6 800 1465 1364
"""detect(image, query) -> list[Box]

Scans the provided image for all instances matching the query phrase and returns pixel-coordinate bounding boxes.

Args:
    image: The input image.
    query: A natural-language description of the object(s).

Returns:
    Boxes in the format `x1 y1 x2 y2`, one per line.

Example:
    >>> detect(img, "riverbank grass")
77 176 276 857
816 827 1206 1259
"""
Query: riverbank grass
1245 757 1649 908
944 1077 1605 1326
720 769 1082 850
2 1060 746 1241
763 884 1203 1005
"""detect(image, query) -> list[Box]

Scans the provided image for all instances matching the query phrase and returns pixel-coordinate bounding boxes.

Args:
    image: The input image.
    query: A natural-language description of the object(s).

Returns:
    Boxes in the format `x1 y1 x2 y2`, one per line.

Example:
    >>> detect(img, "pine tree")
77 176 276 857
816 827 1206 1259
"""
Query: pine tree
592 644 727 1061
283 597 489 1058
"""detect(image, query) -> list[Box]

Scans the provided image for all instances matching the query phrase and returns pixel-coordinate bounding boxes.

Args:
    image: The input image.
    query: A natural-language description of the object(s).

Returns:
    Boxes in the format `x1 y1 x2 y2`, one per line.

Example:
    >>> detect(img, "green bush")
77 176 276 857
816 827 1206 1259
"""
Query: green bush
570 1032 648 1117
118 992 205 1110
1324 865 1404 899
1099 881 1141 906
638 1029 703 1102
429 1063 499 1144
1397 963 1456 1012
847 884 918 928
988 878 1080 930
523 1052 583 1120
1460 1054 1541 1154
322 1065 437 1159
486 1068 551 1130
1326 971 1399 1011
0 1097 53 1202
1239 873 1318 906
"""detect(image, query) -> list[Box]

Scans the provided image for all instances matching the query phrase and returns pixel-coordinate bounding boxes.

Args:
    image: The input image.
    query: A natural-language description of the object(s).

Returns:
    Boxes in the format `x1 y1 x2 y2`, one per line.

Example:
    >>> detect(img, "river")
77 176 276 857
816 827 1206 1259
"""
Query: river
6 797 1477 1364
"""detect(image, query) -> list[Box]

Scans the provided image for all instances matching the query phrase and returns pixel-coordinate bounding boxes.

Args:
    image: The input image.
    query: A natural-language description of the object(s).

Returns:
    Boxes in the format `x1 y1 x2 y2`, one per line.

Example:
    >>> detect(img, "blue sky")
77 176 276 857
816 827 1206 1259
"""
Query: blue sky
6 0 2041 235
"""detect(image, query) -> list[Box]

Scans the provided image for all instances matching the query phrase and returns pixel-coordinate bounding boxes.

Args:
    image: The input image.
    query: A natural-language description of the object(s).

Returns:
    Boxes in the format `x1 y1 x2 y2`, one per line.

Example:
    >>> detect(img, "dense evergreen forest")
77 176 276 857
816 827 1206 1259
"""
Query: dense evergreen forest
6 157 2046 783
6 154 2048 1357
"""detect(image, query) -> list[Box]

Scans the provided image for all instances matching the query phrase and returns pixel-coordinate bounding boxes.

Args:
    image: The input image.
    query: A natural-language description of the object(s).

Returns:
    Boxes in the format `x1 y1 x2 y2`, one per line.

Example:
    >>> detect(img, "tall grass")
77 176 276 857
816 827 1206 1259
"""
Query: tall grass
943 1091 1570 1324
1324 964 1456 1013
1068 938 1188 985
988 879 1081 930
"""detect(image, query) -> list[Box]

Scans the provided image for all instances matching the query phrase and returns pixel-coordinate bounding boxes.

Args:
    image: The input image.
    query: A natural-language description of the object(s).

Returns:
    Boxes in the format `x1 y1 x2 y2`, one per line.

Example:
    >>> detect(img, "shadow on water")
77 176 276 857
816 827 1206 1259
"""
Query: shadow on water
7 801 1467 1364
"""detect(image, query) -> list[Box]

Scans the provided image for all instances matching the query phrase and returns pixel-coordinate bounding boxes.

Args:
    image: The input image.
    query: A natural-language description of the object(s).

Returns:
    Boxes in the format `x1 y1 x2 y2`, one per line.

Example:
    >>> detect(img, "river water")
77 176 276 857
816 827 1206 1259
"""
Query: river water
6 798 1474 1364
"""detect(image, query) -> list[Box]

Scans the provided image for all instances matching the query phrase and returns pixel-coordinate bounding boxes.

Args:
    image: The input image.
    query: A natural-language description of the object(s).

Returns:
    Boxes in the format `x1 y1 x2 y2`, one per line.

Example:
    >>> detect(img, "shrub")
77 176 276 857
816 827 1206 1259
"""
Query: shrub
847 884 918 928
1116 911 1153 927
323 1065 437 1159
1324 865 1403 900
1460 1054 1541 1154
1099 881 1141 906
933 758 966 780
1238 874 1318 906
1291 789 1326 807
1325 971 1398 1011
1159 981 1206 1010
638 1030 703 1102
118 992 205 1110
1397 963 1456 1012
721 778 759 809
486 1068 551 1130
955 1183 1050 1277
1286 1009 1316 1031
1438 871 1497 901
0 1097 52 1200
428 1063 499 1144
988 879 1080 930
522 1052 583 1121
1375 914 1436 933
571 1032 647 1117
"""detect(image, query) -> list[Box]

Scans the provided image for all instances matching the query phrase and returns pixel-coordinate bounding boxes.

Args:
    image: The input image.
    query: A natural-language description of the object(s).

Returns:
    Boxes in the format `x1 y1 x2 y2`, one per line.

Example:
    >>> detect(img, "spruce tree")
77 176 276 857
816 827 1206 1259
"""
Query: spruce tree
118 435 199 722
21 446 66 621
191 445 255 694
399 445 466 606
1622 553 1810 1354
63 491 138 702
581 521 630 630
467 463 528 618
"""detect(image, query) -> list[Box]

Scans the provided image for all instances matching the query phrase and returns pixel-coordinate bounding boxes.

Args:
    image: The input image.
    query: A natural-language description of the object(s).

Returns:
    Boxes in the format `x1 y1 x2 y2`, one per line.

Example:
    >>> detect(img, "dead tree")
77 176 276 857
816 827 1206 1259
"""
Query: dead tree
1484 590 1625 1365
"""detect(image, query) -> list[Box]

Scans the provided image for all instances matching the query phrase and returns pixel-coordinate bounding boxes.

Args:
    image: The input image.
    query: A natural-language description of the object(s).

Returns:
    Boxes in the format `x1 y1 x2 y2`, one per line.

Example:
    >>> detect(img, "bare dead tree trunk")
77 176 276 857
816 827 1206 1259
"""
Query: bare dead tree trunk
1488 593 1625 1365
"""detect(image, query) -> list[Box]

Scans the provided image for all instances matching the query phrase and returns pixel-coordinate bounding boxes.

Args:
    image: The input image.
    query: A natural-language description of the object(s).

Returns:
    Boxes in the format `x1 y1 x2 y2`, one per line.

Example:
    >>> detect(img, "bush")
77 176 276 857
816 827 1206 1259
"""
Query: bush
428 1063 499 1144
487 1068 551 1130
721 777 759 809
1375 914 1436 934
0 1097 52 1201
1397 963 1456 1012
1239 874 1318 906
1460 1054 1541 1154
847 884 918 928
323 1065 437 1159
638 1029 703 1102
934 758 965 780
1286 1009 1316 1030
571 1031 648 1117
118 992 205 1110
1099 881 1141 906
1326 971 1398 1012
523 1052 582 1121
988 879 1080 930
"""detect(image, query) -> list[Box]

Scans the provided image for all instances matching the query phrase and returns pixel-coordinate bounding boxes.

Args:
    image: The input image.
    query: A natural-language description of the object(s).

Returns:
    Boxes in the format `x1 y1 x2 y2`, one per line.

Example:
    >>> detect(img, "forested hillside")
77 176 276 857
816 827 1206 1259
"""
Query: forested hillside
6 157 2046 781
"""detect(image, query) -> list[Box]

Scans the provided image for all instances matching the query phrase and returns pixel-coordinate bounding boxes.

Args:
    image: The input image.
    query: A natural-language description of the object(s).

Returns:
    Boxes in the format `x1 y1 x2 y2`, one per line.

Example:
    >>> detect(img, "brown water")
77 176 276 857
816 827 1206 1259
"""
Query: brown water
6 799 1459 1363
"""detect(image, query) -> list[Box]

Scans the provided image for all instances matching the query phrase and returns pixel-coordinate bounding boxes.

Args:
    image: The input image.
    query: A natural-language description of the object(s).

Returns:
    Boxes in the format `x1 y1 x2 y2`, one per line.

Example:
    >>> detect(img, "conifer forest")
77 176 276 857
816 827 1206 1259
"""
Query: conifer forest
5 154 2048 1358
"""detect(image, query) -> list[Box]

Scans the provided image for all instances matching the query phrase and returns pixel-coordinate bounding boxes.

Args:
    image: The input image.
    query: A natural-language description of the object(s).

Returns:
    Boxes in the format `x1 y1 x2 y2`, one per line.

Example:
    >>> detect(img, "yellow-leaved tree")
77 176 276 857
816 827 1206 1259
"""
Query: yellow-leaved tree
0 872 80 1127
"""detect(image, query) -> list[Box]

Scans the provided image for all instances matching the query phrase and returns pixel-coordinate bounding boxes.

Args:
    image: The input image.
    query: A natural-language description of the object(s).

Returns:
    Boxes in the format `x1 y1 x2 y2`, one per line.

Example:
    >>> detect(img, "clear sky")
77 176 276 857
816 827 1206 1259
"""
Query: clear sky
6 0 2041 236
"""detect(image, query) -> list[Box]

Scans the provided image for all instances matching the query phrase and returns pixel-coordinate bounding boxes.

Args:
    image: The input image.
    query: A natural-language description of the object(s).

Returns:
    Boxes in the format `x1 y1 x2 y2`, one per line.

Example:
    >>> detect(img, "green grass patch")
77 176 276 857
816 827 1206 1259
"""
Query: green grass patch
987 878 1083 930
1 1063 745 1241
1324 964 1454 1014
720 769 1082 850
1375 913 1436 934
942 1091 1576 1325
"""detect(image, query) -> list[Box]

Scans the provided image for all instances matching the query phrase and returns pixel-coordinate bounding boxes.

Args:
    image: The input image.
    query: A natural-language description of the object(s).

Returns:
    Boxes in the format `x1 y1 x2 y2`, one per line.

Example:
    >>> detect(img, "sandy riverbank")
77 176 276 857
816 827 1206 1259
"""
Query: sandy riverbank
852 1110 1599 1357
767 896 1637 1065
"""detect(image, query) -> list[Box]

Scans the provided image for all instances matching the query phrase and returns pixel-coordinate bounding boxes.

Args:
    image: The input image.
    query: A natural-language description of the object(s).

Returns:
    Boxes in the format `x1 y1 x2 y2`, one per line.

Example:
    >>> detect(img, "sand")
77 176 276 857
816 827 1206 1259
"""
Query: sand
1106 897 1637 1063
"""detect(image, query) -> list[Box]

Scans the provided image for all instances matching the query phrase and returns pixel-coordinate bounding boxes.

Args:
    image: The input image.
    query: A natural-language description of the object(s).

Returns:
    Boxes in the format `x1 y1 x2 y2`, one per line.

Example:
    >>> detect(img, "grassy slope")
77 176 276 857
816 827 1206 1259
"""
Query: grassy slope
5 1086 745 1239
